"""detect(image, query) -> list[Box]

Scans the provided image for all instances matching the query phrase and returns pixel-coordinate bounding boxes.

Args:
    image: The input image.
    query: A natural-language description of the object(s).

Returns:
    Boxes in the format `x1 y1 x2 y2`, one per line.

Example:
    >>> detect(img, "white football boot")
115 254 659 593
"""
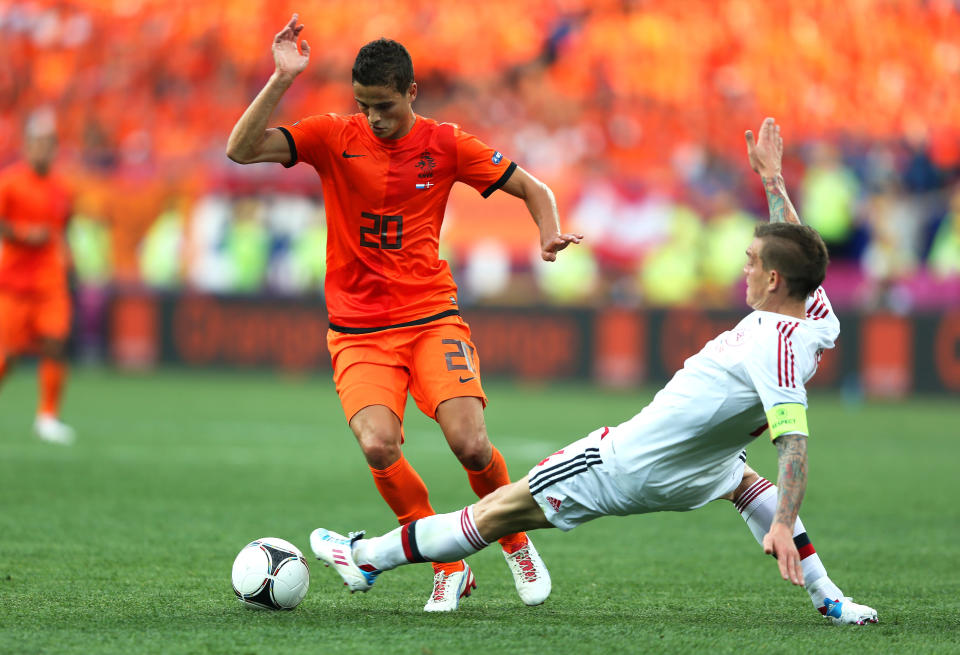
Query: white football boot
820 597 879 625
502 538 551 606
34 414 76 445
309 529 380 593
423 563 476 612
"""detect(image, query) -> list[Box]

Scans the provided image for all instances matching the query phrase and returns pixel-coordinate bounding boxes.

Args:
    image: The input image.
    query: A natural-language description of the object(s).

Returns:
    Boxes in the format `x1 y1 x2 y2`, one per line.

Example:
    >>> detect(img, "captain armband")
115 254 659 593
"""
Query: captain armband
765 403 809 441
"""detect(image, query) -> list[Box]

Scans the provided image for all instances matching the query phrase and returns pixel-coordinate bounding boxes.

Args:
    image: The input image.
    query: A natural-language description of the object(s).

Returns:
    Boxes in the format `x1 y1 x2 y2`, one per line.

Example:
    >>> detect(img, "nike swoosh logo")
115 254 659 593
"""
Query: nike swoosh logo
342 151 365 158
458 376 475 383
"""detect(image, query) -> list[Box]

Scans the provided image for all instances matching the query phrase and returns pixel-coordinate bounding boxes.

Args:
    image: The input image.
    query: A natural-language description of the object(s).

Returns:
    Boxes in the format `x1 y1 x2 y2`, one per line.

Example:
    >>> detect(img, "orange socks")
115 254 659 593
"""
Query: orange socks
369 455 437 525
38 358 67 417
370 456 465 574
465 447 528 553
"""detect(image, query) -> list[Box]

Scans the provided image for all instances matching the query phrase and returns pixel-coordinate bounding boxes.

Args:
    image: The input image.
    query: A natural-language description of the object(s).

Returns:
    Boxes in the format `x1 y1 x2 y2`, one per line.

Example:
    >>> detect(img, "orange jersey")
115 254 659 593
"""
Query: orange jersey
279 114 516 330
0 162 72 293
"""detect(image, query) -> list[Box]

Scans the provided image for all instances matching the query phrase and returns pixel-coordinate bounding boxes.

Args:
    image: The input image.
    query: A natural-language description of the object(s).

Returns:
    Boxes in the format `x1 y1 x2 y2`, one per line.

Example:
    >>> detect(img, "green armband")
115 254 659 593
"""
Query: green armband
766 403 808 441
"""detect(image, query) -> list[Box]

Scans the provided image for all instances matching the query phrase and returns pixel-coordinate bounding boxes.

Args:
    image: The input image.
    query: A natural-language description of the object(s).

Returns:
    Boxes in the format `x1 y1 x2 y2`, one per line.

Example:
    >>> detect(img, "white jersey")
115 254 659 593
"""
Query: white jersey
597 287 840 512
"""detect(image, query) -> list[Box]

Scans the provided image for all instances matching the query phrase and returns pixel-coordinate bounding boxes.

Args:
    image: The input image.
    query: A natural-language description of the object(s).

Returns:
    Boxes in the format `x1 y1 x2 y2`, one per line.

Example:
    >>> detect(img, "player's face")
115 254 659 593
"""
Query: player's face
353 82 417 140
744 237 769 309
25 133 57 175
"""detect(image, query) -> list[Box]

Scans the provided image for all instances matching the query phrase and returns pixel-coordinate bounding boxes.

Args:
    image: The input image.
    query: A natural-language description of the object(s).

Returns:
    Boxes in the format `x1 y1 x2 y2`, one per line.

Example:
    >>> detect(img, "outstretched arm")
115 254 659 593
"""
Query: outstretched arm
226 14 311 165
745 117 802 225
763 432 807 586
500 166 583 262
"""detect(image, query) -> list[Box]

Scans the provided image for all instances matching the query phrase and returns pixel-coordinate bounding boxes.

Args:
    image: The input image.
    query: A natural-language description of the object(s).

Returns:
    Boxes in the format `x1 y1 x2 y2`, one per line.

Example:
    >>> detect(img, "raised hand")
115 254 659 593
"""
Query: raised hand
745 117 782 178
273 14 310 78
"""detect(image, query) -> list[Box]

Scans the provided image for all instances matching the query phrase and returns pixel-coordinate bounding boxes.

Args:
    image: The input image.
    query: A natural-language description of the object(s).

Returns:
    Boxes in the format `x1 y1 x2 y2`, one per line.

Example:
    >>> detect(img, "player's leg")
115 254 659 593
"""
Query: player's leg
0 290 14 385
32 291 75 444
0 289 26 389
310 476 552 590
327 329 472 611
412 324 551 605
313 424 633 601
348 403 441 530
435 396 551 605
725 464 877 625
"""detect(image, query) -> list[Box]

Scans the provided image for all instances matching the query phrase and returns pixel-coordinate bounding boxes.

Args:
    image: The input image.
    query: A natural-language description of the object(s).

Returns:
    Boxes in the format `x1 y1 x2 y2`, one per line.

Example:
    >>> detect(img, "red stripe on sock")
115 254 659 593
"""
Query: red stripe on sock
736 478 772 513
798 543 816 560
460 508 486 550
400 523 415 562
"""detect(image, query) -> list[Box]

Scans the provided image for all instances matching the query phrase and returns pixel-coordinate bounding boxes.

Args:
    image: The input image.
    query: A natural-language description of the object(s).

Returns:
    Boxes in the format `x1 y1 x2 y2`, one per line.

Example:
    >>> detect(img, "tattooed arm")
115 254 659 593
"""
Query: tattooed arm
762 433 808 586
745 117 802 225
761 175 802 225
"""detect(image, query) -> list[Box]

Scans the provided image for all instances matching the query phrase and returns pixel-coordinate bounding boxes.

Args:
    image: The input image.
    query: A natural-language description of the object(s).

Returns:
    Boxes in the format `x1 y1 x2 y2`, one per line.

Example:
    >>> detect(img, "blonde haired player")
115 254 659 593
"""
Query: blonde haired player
311 118 878 625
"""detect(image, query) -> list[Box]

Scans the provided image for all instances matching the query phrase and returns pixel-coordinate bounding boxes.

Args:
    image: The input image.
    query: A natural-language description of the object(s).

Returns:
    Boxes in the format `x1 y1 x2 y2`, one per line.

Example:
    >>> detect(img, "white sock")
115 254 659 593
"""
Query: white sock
735 477 844 608
354 505 489 572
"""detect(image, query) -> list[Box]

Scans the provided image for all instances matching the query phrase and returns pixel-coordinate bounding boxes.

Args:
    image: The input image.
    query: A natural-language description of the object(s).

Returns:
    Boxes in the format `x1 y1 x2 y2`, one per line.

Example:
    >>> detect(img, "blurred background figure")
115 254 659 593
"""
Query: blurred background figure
2 0 956 312
929 187 960 279
0 108 76 443
1 0 958 395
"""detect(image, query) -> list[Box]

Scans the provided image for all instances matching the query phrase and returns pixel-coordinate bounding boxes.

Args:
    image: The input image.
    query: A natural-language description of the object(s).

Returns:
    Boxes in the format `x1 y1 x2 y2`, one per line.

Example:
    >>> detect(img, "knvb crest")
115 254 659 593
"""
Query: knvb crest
415 150 436 178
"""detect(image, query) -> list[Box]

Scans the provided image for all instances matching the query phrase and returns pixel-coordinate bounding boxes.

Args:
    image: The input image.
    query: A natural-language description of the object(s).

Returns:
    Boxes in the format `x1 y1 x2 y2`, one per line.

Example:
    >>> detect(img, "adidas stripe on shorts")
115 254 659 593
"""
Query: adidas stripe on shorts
527 426 748 531
527 427 640 531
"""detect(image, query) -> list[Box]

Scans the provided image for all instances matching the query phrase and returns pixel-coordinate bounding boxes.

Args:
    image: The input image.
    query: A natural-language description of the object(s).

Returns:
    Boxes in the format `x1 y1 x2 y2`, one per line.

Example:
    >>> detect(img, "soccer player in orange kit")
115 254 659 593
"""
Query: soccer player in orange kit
227 15 582 611
0 109 76 445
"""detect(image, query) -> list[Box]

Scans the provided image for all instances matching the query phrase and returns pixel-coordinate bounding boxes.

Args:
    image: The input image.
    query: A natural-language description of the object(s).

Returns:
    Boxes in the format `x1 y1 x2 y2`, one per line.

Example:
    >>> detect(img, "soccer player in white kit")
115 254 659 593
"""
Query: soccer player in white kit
310 118 878 625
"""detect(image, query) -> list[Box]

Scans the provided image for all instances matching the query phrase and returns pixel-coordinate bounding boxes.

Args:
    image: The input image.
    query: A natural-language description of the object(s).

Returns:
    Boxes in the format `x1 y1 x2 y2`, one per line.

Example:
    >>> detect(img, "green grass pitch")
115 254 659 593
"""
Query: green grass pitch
1 368 958 654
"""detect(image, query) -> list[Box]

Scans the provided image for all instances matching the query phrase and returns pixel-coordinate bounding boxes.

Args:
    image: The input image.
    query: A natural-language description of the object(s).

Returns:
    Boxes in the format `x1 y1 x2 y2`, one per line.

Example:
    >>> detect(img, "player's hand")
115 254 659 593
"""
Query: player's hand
541 232 583 262
272 14 310 78
745 117 782 178
21 225 51 246
762 523 805 586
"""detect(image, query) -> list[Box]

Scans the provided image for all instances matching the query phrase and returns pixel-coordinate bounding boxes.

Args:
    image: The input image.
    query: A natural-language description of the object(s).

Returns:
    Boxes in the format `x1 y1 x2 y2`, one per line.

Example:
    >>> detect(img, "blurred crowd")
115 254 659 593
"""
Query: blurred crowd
3 0 960 312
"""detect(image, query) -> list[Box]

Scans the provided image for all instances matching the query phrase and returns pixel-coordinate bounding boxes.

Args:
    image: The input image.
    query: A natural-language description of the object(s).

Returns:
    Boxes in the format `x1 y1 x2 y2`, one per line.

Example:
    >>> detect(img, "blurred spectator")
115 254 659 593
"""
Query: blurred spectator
860 185 923 310
286 209 327 295
462 239 513 302
700 192 756 306
2 0 959 308
800 144 861 257
139 199 185 289
224 197 269 293
928 188 960 278
67 193 111 362
637 205 703 306
532 241 600 304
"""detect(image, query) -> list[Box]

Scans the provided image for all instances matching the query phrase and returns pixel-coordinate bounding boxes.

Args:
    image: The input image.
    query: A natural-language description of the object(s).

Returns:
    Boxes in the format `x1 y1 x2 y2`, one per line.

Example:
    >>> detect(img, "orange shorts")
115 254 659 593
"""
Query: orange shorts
327 316 487 425
0 288 71 355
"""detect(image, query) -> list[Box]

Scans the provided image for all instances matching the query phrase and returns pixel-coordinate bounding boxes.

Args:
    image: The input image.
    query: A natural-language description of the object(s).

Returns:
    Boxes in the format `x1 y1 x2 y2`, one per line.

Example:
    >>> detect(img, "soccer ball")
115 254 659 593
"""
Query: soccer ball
231 537 310 610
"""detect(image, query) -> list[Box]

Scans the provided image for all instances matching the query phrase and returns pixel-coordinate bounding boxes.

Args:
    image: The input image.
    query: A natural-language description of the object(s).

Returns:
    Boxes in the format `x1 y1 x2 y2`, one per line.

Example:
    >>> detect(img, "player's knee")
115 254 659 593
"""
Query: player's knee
353 426 403 469
360 440 402 470
727 466 761 503
450 434 492 471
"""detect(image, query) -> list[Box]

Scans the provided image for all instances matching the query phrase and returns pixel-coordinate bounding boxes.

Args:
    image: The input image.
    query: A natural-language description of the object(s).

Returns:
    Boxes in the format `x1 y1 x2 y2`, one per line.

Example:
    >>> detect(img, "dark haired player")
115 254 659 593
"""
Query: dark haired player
311 118 878 625
227 15 581 611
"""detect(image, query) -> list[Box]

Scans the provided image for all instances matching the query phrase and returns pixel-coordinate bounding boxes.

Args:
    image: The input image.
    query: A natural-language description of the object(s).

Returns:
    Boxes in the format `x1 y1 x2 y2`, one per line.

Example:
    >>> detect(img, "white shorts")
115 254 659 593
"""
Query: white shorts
527 426 747 531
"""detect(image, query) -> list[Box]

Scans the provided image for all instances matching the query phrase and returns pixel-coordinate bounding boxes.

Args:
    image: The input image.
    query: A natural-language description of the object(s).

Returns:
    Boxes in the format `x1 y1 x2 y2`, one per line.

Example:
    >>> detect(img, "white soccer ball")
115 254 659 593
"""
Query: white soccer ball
232 537 310 610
